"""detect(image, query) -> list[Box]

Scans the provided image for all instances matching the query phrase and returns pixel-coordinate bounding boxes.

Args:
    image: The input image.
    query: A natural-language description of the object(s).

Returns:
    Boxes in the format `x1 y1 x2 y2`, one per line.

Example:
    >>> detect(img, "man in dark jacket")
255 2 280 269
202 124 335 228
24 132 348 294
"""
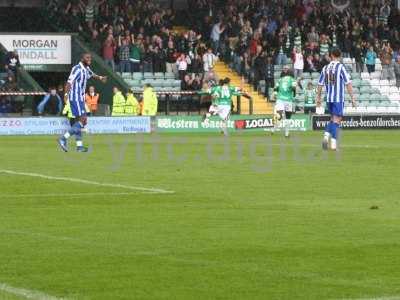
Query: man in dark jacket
5 51 20 79
37 88 63 115
253 52 266 90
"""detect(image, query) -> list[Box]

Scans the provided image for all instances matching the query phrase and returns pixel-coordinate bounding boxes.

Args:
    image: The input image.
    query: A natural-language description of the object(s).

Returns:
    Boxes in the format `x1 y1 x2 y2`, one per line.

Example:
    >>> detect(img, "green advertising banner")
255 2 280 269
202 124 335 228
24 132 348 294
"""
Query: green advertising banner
156 115 310 133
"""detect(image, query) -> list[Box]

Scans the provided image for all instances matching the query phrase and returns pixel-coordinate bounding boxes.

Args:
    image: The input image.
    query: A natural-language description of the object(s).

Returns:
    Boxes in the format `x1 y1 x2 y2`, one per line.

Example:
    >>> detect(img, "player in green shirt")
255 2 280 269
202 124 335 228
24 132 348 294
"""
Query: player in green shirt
272 67 297 137
204 78 240 136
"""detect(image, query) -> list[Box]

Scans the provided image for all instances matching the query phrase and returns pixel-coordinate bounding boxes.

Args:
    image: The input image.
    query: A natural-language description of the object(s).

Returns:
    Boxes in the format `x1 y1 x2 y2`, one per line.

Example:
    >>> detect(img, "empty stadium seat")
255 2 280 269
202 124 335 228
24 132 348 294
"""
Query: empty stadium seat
371 94 383 102
130 79 141 87
359 94 370 102
143 72 154 79
351 73 361 80
132 73 143 80
371 87 380 94
352 79 361 87
141 79 154 85
152 79 164 87
389 86 399 94
380 86 390 95
370 72 381 79
154 72 164 79
360 86 372 94
380 79 389 86
165 73 175 79
360 80 371 87
164 80 175 88
361 72 370 80
370 79 380 87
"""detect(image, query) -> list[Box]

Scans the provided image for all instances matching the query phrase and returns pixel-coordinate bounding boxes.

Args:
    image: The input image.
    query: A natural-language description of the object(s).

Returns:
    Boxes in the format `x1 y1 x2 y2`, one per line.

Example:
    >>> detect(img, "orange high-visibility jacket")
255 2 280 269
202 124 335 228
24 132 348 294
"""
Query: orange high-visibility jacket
85 93 100 112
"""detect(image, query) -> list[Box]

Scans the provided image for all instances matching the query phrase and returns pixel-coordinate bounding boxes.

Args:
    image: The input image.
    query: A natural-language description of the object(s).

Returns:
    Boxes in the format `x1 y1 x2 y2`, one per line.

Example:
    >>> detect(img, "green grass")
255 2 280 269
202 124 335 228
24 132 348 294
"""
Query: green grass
0 131 400 300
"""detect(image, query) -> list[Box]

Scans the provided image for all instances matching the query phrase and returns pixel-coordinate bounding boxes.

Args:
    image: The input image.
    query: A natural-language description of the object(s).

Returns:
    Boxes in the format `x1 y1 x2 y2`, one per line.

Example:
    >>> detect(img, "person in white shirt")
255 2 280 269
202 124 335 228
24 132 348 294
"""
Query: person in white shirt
176 53 191 80
293 47 304 78
210 22 225 54
202 48 218 75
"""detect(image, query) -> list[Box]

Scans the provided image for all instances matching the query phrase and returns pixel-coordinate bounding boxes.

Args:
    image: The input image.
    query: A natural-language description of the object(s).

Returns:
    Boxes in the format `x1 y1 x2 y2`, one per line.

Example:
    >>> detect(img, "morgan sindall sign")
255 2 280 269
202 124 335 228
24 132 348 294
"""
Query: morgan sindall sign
0 34 71 65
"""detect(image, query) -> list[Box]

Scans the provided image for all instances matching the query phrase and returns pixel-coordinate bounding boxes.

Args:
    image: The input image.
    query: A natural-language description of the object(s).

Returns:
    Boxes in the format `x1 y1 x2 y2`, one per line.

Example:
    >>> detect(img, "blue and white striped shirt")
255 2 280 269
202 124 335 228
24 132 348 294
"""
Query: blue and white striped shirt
68 62 94 104
318 61 351 103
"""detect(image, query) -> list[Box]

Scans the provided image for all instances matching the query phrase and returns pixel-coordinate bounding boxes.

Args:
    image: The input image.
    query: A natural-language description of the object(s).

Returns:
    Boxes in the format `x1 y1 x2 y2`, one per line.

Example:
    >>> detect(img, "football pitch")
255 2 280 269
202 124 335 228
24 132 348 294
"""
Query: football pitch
0 131 399 300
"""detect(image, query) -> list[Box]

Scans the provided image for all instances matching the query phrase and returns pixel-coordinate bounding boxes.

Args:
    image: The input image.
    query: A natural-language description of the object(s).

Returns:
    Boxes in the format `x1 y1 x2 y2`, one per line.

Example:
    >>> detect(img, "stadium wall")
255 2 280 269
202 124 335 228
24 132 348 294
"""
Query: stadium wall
3 113 400 136
0 117 151 135
0 115 310 135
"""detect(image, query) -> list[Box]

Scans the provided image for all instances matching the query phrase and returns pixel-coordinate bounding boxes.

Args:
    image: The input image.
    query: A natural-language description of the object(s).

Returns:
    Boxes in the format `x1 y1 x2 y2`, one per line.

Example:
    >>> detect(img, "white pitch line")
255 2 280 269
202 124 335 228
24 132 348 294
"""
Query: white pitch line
2 192 140 198
264 142 400 150
0 169 174 194
338 297 400 300
0 282 67 300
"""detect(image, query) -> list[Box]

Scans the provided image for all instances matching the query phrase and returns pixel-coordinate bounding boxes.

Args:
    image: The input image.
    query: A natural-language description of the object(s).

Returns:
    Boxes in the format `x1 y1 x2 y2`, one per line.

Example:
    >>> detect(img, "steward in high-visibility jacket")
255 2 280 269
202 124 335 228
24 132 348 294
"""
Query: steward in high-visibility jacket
112 87 126 116
62 100 75 126
85 87 100 114
124 91 139 115
142 84 158 116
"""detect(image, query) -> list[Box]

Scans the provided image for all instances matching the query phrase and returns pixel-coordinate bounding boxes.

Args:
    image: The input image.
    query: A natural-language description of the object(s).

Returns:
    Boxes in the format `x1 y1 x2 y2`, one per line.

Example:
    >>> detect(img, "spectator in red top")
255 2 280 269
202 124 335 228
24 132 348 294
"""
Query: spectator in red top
102 35 116 71
249 34 259 57
295 2 306 21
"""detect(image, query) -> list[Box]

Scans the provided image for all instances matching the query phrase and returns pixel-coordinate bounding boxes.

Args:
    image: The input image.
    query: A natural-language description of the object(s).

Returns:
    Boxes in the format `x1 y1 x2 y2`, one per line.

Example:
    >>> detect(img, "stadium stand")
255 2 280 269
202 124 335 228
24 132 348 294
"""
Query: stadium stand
1 0 399 116
42 0 400 115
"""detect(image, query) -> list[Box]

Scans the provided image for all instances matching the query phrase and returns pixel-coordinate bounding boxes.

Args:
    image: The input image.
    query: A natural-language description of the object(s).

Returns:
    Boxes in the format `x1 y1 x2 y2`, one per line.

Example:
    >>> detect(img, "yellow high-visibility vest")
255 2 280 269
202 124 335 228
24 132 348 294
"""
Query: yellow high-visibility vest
62 101 74 118
124 93 139 115
112 91 126 116
142 87 158 116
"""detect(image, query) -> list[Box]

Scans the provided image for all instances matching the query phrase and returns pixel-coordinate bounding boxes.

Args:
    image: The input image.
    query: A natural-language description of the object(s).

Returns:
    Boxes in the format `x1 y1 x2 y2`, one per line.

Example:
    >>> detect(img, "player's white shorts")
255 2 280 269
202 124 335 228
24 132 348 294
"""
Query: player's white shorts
275 100 295 113
209 104 231 121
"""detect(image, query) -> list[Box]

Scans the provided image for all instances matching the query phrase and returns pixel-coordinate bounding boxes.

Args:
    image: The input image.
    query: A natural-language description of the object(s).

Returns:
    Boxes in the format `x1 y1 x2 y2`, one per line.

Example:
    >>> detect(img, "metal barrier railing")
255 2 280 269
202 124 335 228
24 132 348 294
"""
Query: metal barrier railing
0 91 254 116
0 92 47 96
131 90 253 115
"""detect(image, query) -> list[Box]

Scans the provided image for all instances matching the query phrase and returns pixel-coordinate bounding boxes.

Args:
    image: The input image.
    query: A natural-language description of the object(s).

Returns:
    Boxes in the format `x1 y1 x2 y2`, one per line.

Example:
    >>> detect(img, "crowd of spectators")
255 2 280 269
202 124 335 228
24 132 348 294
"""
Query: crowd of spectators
48 2 195 79
46 0 400 95
46 0 224 92
194 0 400 93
